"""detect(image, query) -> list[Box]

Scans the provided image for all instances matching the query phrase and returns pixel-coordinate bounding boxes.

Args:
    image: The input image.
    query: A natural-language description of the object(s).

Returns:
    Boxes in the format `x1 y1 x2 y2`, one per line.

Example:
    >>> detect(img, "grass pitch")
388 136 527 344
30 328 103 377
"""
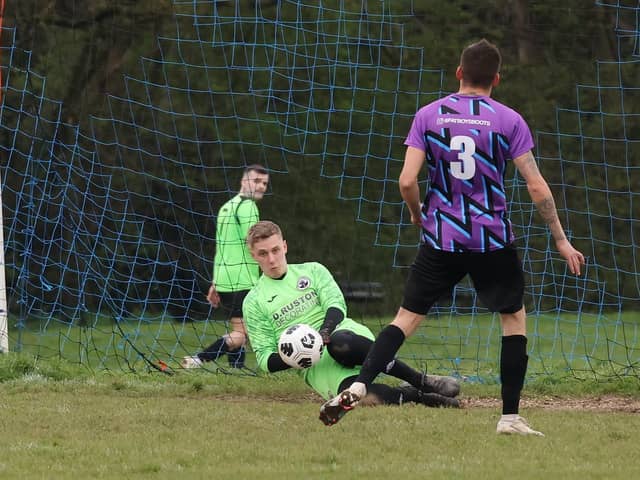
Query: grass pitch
0 356 638 480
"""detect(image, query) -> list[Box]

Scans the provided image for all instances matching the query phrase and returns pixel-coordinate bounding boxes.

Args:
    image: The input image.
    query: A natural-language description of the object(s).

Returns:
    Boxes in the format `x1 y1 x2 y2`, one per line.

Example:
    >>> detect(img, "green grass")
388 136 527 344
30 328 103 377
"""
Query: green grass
9 312 639 383
0 355 639 479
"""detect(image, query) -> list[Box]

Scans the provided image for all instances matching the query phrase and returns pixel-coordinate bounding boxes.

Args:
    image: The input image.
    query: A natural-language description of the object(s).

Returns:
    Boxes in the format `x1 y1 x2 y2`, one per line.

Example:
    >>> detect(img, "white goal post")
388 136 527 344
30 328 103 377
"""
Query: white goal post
0 170 7 353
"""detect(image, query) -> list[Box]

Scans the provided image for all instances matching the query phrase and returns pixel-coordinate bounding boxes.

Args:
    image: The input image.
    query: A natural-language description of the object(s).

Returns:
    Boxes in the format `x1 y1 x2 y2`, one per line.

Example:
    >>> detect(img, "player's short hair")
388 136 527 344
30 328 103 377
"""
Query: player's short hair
246 220 282 248
243 164 268 176
459 39 501 88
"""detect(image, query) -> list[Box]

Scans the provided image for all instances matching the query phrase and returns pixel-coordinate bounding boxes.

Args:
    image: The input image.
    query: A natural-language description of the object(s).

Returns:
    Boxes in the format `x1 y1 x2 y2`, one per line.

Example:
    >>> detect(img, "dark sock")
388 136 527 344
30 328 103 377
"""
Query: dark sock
356 325 406 386
500 335 528 415
198 337 228 362
385 359 423 387
366 383 404 405
227 346 245 368
366 384 457 407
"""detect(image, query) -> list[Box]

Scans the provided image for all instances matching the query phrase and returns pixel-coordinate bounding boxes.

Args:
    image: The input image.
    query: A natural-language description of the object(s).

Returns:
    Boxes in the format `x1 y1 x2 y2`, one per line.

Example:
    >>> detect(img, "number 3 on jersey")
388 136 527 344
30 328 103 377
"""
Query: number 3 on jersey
450 135 476 180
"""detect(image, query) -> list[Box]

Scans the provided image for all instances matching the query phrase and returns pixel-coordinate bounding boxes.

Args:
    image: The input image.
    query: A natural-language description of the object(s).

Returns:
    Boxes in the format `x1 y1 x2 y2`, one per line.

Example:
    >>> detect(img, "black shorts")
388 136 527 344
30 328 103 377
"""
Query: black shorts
218 290 250 318
402 244 525 315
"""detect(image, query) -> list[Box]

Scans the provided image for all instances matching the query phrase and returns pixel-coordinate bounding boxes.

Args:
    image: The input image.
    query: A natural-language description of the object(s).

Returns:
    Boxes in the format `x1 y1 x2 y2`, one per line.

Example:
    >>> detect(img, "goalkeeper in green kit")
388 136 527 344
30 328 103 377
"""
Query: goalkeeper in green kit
182 164 269 369
242 221 461 421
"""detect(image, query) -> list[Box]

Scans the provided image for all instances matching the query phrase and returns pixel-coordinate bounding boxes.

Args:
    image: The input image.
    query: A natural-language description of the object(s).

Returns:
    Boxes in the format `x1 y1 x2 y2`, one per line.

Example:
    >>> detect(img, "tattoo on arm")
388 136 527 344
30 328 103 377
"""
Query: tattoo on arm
535 195 567 243
536 196 556 224
516 152 540 178
516 152 568 244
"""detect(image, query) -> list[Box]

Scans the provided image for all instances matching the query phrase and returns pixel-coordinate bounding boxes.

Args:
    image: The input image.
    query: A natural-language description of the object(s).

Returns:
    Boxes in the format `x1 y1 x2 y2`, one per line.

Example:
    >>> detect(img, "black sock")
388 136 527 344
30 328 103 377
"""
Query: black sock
385 359 423 387
198 337 228 362
500 335 528 415
366 383 404 405
367 384 443 406
356 325 405 386
227 346 245 368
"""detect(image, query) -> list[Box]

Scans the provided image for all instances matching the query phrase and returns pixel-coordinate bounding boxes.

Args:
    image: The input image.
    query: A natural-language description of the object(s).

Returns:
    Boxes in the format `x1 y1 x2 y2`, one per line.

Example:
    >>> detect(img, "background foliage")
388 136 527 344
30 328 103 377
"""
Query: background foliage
3 0 632 315
0 1 637 378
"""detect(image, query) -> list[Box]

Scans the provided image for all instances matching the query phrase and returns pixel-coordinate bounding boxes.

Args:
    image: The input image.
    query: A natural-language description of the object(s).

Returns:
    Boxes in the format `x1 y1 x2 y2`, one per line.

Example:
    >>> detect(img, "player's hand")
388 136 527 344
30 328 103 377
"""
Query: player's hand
207 284 221 308
409 203 423 226
556 239 586 276
319 328 331 345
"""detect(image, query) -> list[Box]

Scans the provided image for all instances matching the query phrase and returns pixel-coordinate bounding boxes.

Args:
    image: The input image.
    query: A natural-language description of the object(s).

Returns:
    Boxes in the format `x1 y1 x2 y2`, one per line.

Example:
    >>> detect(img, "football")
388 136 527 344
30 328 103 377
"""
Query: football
278 323 324 369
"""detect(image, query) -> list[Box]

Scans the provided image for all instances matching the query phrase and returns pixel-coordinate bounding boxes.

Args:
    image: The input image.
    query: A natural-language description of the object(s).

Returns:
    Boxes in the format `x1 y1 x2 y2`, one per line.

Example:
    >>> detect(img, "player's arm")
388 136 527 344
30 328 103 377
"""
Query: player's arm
399 146 426 226
208 250 220 307
318 308 344 344
265 352 290 372
206 283 220 308
513 151 585 275
312 263 347 343
243 292 291 373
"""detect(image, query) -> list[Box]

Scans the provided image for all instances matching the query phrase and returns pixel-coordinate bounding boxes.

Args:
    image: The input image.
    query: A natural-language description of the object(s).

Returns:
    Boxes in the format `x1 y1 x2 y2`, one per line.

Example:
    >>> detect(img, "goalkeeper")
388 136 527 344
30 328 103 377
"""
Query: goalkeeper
182 164 269 369
242 220 461 419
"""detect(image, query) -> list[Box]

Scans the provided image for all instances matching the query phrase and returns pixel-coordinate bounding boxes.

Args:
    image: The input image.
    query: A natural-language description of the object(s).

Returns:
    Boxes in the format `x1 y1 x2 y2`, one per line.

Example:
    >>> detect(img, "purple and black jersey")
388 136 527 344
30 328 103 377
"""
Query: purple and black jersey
405 93 534 252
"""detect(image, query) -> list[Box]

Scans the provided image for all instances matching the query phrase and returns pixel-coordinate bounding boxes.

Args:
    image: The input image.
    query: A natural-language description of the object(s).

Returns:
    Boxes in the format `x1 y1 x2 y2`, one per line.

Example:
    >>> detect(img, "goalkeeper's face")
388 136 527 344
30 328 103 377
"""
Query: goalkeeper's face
240 171 269 201
249 233 288 278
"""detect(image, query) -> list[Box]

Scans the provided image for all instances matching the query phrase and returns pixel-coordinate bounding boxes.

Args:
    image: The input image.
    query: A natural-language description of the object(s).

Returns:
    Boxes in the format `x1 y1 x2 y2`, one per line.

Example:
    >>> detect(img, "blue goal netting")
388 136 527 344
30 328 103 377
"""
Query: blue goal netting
0 1 638 381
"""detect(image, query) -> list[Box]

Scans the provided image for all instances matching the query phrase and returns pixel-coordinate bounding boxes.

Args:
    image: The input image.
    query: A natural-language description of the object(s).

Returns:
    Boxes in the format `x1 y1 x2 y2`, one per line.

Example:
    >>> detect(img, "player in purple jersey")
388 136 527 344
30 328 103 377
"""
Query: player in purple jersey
404 77 534 252
320 39 585 435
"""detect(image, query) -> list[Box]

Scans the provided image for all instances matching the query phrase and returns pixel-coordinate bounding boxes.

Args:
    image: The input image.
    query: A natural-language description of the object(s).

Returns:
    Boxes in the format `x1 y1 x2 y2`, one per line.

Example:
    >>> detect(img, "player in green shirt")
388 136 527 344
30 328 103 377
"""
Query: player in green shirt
242 221 461 421
182 164 269 369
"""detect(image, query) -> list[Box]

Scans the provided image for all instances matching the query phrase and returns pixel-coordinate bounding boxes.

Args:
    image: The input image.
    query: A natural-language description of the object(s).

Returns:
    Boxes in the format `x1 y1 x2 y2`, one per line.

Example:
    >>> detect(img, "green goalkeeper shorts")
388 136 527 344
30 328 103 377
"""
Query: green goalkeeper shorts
302 318 374 399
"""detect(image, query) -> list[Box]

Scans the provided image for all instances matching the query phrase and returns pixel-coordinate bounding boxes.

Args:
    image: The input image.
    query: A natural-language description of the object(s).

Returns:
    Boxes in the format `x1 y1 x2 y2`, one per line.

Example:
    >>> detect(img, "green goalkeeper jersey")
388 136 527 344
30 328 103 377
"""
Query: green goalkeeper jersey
243 262 347 371
213 194 260 292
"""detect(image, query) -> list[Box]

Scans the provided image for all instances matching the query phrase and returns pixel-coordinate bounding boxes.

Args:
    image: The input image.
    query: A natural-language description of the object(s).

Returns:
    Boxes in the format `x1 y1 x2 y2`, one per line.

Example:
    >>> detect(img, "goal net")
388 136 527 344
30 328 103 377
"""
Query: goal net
0 0 637 380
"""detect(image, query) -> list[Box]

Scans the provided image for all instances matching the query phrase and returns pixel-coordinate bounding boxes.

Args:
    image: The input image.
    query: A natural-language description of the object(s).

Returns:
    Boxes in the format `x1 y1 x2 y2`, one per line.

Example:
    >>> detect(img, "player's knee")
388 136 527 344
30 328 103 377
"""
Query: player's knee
499 307 526 336
329 329 354 349
226 331 246 350
327 330 356 367
329 329 374 368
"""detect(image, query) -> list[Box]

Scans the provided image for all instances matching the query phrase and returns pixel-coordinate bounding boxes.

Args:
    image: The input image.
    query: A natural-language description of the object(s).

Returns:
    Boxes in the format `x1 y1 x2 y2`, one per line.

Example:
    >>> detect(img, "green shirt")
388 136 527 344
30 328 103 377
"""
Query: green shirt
213 194 260 292
243 262 347 372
